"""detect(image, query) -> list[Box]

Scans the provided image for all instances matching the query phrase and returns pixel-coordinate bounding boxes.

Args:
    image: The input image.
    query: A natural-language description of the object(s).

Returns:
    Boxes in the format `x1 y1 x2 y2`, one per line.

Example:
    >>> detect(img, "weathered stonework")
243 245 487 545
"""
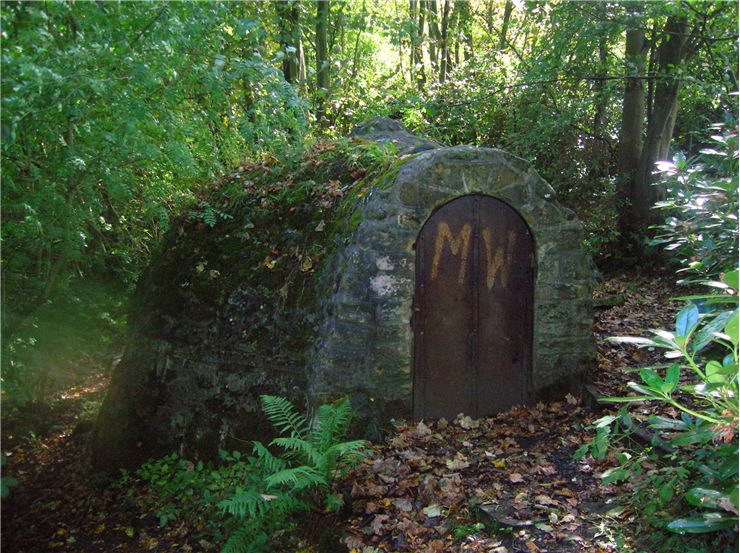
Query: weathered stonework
307 131 594 433
92 118 594 471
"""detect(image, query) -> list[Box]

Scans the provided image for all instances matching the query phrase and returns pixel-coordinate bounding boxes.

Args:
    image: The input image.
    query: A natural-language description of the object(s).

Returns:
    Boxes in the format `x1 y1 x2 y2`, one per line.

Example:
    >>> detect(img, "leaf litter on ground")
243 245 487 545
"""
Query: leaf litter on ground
2 272 703 552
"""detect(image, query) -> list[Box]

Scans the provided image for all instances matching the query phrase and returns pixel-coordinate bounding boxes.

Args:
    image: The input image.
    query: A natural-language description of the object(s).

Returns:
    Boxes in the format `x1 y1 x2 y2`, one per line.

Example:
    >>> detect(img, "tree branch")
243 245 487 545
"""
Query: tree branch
128 4 168 49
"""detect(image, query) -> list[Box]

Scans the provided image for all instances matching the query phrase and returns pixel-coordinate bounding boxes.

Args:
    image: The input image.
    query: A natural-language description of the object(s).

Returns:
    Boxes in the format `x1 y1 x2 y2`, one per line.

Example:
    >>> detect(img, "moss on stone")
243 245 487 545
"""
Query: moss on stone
93 138 401 471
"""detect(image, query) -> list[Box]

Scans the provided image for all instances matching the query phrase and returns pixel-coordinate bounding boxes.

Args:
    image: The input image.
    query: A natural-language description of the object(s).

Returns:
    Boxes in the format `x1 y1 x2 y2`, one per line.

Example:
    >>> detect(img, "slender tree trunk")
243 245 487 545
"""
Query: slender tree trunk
588 28 610 182
439 0 450 82
416 0 426 87
298 36 307 84
427 0 440 78
410 0 418 82
276 1 300 83
499 0 513 50
645 22 658 126
485 1 494 34
449 0 460 69
624 15 693 235
616 4 647 240
316 0 330 122
349 0 367 83
616 6 646 187
460 0 473 62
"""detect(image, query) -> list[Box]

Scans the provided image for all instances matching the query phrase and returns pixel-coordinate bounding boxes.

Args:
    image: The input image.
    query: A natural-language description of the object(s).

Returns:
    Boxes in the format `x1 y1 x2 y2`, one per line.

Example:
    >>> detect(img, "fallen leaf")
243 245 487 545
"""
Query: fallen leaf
422 504 443 518
370 514 389 535
414 421 433 437
456 415 480 430
445 453 470 471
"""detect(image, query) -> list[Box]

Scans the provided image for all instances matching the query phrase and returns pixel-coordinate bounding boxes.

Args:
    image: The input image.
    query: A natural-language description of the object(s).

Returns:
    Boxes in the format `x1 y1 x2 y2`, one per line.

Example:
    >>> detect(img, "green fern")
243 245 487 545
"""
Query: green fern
222 520 269 553
220 396 368 553
270 436 321 466
311 398 353 452
250 441 287 474
260 395 308 439
265 466 326 490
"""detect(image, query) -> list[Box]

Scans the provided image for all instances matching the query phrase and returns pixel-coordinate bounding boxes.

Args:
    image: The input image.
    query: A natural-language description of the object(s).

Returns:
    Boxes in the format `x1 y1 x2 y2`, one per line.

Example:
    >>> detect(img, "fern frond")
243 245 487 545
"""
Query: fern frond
222 520 268 553
219 487 270 519
328 440 369 463
311 398 353 452
265 466 326 491
268 493 310 515
260 395 307 439
251 441 288 474
270 437 321 466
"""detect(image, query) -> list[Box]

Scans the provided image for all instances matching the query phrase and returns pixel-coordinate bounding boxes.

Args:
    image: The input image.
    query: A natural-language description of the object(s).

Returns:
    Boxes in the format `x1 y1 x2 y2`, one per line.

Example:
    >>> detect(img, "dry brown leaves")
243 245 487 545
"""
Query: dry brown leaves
340 404 620 553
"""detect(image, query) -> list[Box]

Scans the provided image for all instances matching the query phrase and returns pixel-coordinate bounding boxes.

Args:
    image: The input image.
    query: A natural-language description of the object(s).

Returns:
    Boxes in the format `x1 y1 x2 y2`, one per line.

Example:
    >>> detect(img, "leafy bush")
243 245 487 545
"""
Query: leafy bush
578 269 738 537
119 451 249 541
651 124 739 283
577 117 739 545
1 2 307 404
219 395 368 553
121 395 367 552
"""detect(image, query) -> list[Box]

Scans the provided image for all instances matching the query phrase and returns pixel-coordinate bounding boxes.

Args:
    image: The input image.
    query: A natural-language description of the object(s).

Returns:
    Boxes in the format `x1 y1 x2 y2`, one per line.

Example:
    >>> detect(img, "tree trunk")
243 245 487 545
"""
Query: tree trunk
499 0 513 50
439 0 450 82
410 0 418 82
460 0 473 62
416 0 426 87
349 1 367 83
449 0 460 69
276 1 300 83
316 0 330 121
588 25 610 183
427 0 440 78
617 4 646 182
645 21 658 126
298 36 307 83
623 14 692 236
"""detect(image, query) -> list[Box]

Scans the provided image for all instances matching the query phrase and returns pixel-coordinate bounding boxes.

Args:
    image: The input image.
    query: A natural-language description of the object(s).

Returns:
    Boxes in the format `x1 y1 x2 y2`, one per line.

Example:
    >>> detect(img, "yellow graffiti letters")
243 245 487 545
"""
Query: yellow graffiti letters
482 230 517 289
431 222 472 284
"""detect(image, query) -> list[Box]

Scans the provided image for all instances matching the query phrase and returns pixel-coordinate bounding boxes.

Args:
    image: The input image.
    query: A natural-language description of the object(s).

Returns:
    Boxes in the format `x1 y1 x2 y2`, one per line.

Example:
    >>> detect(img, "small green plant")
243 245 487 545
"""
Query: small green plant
219 395 368 553
117 396 366 551
187 202 234 228
1 454 19 499
452 521 486 541
117 451 249 544
580 269 738 536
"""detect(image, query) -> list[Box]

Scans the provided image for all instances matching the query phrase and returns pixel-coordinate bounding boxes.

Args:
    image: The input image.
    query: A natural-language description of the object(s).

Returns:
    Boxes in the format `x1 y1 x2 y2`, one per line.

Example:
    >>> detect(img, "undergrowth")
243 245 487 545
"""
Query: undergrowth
120 395 368 553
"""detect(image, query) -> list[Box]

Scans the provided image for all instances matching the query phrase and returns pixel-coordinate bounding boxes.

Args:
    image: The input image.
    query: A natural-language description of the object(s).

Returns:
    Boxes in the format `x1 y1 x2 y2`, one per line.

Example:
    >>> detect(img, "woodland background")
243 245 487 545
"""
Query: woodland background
1 0 737 444
2 2 739 552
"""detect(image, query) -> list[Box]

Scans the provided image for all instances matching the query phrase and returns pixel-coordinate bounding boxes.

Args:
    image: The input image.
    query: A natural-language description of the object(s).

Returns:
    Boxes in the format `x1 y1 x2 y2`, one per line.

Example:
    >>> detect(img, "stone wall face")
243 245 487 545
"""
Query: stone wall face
92 120 595 471
308 145 594 431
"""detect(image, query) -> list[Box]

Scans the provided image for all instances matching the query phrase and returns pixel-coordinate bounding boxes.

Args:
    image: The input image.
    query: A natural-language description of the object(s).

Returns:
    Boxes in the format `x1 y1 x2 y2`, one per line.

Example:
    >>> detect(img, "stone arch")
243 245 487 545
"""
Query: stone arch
307 145 594 431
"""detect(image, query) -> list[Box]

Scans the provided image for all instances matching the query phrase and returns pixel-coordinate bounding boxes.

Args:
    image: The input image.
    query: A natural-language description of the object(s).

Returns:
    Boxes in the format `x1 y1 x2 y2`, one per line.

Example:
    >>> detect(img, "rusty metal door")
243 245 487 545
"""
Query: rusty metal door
413 194 534 420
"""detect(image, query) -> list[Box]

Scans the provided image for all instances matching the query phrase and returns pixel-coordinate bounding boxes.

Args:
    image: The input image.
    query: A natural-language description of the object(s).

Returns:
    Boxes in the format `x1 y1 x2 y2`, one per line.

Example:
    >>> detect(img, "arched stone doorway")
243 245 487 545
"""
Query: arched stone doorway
308 142 594 433
413 194 534 420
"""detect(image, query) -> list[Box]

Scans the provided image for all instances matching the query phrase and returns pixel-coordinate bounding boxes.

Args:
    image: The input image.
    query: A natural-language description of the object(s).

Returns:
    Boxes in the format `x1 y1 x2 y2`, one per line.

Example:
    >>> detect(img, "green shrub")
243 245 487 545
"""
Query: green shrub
651 124 739 283
1 454 19 499
578 269 738 537
120 451 249 539
120 396 367 553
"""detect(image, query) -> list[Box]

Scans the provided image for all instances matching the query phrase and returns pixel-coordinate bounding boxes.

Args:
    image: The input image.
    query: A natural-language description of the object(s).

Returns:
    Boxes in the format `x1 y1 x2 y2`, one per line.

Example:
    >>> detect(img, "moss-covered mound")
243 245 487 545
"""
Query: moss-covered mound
92 135 410 471
93 117 594 472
